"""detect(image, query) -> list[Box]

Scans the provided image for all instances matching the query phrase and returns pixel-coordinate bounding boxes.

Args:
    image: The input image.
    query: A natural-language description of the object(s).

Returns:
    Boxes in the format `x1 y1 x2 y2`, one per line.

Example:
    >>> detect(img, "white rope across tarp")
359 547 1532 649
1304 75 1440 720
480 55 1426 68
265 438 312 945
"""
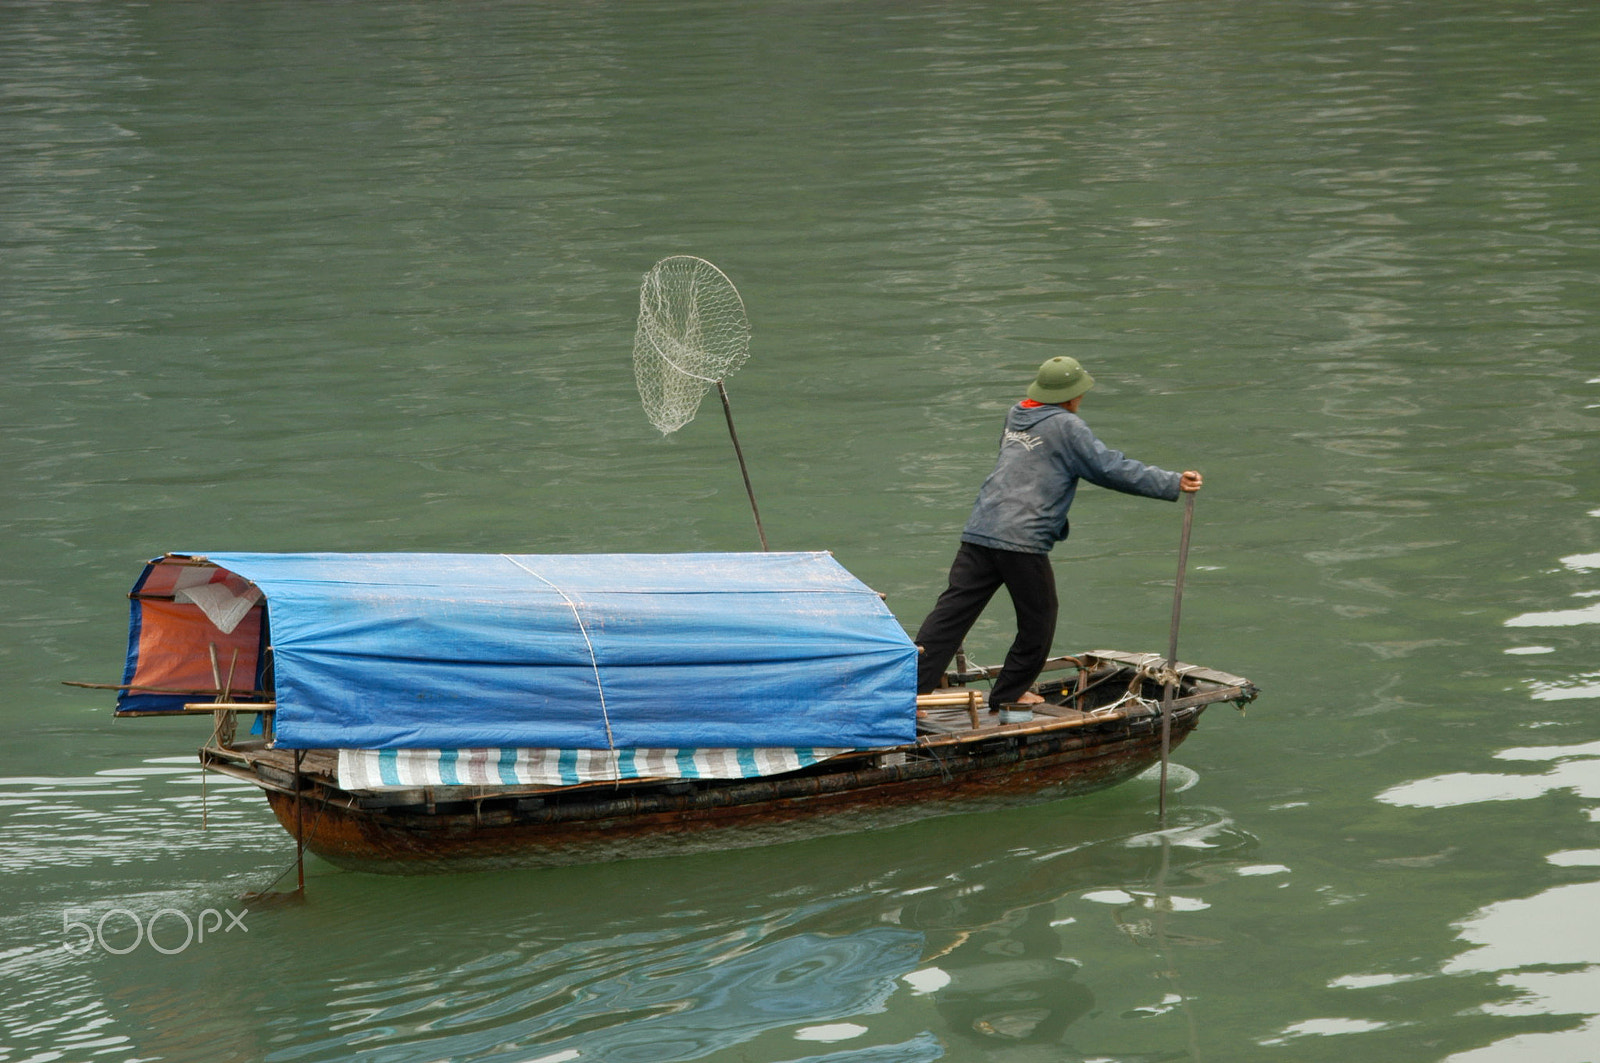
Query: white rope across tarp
501 554 618 759
336 745 851 792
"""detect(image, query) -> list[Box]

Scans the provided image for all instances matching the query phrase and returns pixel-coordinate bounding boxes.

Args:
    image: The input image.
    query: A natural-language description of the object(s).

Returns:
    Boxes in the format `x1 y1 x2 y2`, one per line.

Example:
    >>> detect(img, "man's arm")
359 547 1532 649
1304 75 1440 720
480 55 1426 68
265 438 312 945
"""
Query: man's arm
1061 417 1186 500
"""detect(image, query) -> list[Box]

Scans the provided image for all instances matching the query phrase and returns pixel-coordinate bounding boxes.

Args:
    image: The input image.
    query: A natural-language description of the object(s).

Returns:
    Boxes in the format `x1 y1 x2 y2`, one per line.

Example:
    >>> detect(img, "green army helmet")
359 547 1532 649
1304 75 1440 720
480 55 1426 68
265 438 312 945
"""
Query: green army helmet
1026 356 1095 404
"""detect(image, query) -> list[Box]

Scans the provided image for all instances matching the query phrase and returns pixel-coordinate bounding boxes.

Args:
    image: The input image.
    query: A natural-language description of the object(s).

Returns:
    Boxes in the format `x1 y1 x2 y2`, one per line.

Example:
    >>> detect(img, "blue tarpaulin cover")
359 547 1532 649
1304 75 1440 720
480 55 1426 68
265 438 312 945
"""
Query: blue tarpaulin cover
118 551 918 751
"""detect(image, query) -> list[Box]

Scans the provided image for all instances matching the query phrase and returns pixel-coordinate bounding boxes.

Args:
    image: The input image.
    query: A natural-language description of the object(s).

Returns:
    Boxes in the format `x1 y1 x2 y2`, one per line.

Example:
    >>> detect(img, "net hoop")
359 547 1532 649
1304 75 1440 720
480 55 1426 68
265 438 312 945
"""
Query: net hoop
633 255 751 436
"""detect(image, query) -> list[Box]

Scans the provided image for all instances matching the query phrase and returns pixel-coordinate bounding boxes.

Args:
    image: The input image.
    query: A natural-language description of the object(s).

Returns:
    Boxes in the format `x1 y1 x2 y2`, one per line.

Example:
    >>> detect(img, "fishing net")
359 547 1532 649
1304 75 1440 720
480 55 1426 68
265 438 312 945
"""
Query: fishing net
633 256 751 436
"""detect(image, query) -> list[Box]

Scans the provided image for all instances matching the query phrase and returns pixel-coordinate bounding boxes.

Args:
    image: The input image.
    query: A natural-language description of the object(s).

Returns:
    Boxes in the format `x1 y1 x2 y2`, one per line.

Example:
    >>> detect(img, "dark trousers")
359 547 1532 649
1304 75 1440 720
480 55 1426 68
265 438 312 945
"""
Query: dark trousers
914 541 1058 708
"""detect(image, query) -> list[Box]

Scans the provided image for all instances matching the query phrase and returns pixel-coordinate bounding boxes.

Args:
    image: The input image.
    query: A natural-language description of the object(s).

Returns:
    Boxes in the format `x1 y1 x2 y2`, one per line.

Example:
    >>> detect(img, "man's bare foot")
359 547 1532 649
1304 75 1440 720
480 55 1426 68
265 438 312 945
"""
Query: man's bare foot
990 690 1046 713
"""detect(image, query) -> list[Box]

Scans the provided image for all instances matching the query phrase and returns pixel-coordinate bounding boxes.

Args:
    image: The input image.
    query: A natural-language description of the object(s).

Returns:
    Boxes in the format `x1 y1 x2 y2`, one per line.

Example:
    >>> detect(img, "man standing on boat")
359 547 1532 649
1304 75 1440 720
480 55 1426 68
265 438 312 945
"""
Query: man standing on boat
915 356 1202 710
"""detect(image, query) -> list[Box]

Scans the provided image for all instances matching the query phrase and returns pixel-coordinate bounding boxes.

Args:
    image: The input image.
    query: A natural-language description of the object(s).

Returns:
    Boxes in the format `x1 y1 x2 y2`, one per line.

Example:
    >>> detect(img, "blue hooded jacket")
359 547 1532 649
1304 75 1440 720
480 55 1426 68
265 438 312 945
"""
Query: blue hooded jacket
960 402 1181 555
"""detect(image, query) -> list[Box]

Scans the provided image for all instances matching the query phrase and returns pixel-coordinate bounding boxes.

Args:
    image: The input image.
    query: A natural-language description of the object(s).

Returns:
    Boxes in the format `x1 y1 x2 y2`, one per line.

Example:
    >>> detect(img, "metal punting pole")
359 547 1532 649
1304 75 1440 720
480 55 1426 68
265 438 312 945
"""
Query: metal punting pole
1159 491 1197 820
293 749 306 894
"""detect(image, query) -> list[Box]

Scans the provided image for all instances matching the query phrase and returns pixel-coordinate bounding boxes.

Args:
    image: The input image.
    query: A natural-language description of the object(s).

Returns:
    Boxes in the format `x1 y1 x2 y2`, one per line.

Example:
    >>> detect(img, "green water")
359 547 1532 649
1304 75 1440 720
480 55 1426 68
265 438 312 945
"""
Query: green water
4 2 1598 1060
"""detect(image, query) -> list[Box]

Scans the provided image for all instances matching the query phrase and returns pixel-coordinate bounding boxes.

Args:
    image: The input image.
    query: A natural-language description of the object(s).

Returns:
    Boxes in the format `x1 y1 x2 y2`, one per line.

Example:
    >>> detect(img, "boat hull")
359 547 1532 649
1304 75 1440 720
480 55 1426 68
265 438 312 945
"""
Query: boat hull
263 706 1205 874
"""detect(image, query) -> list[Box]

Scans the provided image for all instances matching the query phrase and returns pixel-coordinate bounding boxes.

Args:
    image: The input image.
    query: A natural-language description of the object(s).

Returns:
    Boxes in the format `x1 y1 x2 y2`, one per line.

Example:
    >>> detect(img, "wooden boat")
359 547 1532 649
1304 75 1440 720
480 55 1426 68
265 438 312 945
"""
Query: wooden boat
192 652 1251 873
93 552 1257 874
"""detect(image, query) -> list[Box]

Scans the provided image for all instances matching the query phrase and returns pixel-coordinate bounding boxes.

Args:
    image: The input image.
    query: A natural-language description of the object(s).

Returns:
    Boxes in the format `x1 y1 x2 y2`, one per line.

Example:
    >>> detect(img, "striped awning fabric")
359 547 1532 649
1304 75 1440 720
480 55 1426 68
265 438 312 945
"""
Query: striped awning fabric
336 745 850 791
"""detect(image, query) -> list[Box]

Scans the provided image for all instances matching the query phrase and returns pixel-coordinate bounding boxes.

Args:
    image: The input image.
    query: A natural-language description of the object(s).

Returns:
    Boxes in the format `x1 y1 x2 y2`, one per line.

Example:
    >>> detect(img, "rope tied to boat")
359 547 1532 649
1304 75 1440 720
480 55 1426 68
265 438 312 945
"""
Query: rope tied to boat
1132 652 1190 690
1098 689 1161 718
501 556 619 767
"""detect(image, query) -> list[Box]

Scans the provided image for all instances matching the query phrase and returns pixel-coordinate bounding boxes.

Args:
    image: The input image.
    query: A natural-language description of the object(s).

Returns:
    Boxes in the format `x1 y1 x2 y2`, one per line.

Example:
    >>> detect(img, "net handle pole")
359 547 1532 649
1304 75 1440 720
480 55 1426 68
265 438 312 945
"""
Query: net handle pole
718 381 768 551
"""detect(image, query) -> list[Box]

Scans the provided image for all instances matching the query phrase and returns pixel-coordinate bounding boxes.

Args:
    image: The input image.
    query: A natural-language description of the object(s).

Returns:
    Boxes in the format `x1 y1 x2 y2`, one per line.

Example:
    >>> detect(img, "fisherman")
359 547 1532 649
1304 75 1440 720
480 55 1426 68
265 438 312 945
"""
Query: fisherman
915 356 1202 710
